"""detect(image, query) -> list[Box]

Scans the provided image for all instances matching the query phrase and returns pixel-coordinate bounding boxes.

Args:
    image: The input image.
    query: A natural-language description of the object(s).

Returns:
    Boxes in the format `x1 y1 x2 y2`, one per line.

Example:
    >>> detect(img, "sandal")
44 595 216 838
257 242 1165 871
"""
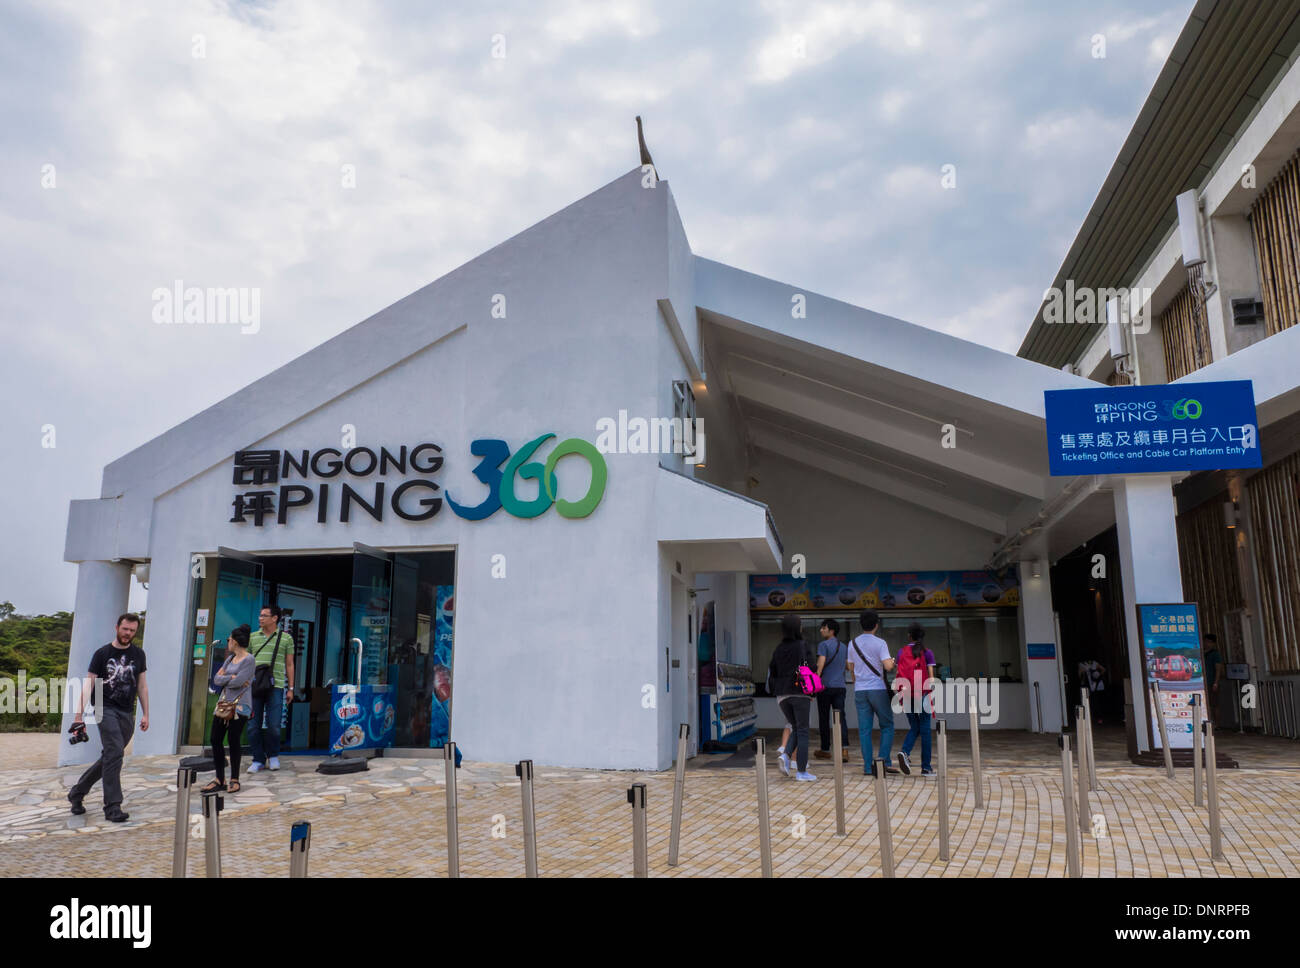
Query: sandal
227 780 241 794
200 780 226 794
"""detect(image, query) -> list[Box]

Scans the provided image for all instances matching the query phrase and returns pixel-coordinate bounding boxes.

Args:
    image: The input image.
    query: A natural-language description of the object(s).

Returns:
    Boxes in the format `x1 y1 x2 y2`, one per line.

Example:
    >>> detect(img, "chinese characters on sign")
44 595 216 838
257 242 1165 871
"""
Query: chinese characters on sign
1137 603 1206 750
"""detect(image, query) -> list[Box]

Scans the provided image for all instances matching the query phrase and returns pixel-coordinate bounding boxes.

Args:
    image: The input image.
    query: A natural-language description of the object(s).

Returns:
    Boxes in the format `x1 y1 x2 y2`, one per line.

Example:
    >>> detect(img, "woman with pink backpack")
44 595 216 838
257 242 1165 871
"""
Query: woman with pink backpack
895 623 937 777
769 613 819 781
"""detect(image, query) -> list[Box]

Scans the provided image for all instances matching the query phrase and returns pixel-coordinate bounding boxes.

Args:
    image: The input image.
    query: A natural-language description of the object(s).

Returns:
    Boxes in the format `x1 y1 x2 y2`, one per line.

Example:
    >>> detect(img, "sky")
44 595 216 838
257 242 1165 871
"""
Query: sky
0 0 1193 614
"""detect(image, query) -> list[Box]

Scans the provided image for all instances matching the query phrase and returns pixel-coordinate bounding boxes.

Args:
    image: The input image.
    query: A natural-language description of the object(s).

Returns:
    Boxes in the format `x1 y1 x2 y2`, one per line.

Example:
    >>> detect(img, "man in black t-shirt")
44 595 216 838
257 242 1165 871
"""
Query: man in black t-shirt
69 613 150 822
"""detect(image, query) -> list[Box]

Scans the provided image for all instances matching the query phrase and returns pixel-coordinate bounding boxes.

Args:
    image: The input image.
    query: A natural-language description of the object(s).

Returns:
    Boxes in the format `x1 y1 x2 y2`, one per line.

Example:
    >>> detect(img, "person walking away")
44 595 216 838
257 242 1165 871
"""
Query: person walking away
247 605 295 773
813 619 850 762
205 625 255 794
895 624 936 776
769 614 817 781
1202 634 1225 726
68 613 150 822
1078 656 1107 726
844 610 898 775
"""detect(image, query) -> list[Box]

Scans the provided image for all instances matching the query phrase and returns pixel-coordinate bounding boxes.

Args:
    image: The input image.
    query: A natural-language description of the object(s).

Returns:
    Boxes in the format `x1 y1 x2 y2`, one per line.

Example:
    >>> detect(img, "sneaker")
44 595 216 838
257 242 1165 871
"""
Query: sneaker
247 762 265 774
897 752 912 776
885 766 901 775
103 807 129 823
268 757 281 771
921 769 936 777
777 752 791 776
814 749 831 759
840 750 851 761
795 771 818 781
67 790 85 815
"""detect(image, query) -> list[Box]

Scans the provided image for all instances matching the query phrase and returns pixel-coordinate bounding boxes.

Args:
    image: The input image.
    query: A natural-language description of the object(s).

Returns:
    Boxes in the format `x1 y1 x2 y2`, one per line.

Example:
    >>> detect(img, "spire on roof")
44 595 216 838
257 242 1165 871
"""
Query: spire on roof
636 115 655 170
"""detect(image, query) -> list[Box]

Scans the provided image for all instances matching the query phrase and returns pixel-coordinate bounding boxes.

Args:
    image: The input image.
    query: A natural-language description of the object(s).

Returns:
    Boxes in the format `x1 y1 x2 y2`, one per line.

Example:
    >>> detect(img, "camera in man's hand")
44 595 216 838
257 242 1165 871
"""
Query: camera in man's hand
68 721 89 745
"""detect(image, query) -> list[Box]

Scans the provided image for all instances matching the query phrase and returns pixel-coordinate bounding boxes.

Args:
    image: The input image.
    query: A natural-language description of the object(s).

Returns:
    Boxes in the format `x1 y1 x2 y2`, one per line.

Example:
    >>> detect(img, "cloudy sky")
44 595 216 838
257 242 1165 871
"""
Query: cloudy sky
1 0 1191 614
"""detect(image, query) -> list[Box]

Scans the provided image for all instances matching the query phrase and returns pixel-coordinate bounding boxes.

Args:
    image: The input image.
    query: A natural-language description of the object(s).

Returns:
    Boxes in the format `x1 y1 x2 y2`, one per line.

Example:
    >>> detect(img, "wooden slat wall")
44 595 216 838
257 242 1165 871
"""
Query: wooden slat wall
1159 283 1211 381
1176 492 1244 654
1250 151 1300 337
1247 451 1300 674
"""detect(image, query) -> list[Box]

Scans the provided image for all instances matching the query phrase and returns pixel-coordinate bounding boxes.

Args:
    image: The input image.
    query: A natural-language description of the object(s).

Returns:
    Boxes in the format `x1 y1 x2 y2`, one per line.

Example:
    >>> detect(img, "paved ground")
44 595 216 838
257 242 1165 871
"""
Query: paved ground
2 729 1297 877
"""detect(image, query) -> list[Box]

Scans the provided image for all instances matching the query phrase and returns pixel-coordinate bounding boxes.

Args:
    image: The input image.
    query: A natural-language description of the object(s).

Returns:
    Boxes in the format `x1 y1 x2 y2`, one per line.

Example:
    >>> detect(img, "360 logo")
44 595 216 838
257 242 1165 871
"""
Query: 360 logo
1165 398 1202 420
446 435 607 520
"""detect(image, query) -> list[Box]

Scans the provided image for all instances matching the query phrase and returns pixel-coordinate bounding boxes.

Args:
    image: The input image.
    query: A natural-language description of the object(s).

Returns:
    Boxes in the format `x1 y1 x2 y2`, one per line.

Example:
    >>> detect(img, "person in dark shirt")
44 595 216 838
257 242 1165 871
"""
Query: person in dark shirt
769 614 817 781
1202 634 1225 725
69 613 149 822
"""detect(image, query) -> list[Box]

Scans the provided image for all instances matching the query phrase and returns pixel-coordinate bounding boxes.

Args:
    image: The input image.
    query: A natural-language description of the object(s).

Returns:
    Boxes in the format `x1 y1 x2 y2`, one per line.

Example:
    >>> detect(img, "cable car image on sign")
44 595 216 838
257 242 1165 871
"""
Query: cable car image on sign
1044 380 1261 476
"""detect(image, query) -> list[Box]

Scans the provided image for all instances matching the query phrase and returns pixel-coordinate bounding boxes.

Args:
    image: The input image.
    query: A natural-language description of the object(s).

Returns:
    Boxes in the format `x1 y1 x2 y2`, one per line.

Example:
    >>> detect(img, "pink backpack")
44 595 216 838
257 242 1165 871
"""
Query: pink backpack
795 665 824 695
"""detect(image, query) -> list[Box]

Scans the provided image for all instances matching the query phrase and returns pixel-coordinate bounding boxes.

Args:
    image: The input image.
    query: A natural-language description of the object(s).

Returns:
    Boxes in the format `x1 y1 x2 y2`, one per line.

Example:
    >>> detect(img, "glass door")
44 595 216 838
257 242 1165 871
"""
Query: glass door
350 543 392 686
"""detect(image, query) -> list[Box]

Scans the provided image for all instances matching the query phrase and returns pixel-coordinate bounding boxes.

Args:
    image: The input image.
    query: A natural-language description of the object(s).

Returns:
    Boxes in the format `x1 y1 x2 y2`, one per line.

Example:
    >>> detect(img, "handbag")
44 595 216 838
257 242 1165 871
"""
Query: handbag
252 630 284 700
215 699 238 721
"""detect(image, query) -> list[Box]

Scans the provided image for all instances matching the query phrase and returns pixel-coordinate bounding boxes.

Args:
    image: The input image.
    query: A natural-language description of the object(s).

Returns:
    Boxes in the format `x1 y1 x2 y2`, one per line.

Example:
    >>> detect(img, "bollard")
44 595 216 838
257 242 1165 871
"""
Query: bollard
873 758 896 877
832 709 846 837
1081 688 1098 792
201 789 223 879
968 683 984 809
1034 681 1044 733
444 742 460 878
754 736 773 878
1153 687 1174 778
172 767 197 878
1076 706 1090 835
938 719 950 863
516 760 538 878
289 821 311 878
1191 696 1203 808
628 783 648 878
668 724 688 866
1204 721 1224 861
1059 734 1081 878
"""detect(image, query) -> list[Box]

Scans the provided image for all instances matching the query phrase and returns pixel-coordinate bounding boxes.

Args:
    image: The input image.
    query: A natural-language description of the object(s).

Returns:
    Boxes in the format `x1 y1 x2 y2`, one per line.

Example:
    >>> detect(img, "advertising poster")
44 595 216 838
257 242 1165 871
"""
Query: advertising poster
1138 603 1206 749
329 683 396 752
428 584 455 747
749 570 1020 610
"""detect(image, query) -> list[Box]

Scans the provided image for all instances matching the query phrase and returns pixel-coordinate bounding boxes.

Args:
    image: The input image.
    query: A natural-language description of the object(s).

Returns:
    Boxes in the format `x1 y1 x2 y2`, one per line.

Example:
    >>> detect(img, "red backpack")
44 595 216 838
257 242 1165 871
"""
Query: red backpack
895 644 930 698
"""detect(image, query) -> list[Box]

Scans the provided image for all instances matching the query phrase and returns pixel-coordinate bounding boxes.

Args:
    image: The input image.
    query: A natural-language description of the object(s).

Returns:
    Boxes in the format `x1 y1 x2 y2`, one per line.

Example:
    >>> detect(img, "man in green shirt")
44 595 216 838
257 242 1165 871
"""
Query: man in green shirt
247 605 295 772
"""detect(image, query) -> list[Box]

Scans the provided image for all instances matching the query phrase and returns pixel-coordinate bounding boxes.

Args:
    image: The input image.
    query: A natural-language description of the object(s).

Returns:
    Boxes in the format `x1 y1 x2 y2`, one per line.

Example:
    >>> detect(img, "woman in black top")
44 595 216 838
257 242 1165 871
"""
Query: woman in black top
768 614 816 780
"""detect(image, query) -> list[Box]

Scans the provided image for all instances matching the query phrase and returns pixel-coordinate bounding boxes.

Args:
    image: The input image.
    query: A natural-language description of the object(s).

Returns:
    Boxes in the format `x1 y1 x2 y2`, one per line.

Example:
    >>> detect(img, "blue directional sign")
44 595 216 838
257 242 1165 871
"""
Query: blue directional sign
1044 380 1261 476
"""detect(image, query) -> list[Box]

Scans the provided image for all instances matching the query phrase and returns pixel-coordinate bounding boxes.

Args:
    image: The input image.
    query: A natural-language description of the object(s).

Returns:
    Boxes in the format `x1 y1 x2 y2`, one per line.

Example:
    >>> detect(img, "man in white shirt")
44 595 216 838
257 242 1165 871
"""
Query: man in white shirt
844 610 898 776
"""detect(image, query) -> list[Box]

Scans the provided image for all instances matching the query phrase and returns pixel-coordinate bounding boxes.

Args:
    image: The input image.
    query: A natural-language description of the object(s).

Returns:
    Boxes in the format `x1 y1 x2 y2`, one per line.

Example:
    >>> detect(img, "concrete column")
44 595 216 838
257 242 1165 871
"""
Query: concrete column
1018 559 1064 732
1206 214 1268 358
59 560 133 767
1113 475 1184 752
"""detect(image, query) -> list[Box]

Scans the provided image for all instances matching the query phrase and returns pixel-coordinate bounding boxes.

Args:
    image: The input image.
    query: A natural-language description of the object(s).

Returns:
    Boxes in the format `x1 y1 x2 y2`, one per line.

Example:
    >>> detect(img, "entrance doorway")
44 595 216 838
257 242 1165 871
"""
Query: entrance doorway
181 546 456 752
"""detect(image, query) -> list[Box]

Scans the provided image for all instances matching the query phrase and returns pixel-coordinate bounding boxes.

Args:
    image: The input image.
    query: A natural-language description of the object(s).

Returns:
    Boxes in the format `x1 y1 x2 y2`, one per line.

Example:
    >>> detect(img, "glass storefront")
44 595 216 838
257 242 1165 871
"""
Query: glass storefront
750 609 1021 695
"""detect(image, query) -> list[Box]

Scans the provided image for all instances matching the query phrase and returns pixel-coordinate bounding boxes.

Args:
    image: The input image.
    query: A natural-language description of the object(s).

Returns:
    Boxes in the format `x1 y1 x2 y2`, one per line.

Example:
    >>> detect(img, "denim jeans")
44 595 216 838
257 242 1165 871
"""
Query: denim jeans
854 689 894 773
247 688 284 764
902 710 932 771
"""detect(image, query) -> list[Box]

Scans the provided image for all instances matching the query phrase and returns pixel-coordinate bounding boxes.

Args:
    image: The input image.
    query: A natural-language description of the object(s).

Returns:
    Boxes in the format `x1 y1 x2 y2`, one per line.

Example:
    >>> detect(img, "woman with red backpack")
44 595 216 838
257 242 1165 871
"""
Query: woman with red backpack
896 624 937 777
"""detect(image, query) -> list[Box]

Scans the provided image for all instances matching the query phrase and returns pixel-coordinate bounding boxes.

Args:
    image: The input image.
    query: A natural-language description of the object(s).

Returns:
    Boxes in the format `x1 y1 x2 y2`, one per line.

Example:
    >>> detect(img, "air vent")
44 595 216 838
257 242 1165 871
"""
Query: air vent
1231 298 1264 326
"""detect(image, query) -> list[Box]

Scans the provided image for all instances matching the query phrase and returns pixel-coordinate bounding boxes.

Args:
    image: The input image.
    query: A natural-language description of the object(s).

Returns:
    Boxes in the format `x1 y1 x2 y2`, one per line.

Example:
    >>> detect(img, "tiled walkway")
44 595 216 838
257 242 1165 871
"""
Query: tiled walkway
2 731 1297 877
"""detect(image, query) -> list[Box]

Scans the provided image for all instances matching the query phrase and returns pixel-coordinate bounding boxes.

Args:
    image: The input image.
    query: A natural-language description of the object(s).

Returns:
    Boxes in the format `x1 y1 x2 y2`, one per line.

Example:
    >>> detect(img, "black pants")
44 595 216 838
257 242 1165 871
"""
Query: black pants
71 705 135 810
211 715 248 784
778 695 812 772
816 687 849 750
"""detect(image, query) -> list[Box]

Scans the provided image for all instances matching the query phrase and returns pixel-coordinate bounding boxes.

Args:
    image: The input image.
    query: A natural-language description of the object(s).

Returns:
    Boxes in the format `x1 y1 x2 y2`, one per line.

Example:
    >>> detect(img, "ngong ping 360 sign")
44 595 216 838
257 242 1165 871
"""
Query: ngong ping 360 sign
229 435 607 526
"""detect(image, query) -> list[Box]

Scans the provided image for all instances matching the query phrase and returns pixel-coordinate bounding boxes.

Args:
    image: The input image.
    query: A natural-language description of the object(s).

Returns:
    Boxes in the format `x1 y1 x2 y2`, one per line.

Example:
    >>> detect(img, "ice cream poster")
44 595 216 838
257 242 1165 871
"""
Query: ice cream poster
429 584 455 747
329 684 396 752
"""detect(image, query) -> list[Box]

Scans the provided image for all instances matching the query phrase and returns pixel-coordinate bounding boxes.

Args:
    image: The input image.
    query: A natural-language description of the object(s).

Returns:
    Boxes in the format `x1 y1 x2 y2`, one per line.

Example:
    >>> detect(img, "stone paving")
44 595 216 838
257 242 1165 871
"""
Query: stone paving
1 730 1297 877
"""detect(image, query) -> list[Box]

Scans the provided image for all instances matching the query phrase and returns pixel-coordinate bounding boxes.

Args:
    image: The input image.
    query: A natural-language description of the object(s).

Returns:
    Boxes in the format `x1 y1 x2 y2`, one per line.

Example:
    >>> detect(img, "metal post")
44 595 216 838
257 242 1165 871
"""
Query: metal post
1153 686 1174 778
201 789 223 879
1060 734 1081 878
289 821 311 878
873 758 896 877
1289 682 1298 739
968 683 984 809
516 759 538 878
938 719 950 863
1262 682 1274 736
832 709 846 837
1081 688 1098 792
1191 696 1203 808
172 767 197 878
444 742 459 878
754 736 772 878
668 724 688 865
1236 679 1244 734
1204 721 1223 861
1034 681 1044 733
629 783 648 878
1076 706 1090 835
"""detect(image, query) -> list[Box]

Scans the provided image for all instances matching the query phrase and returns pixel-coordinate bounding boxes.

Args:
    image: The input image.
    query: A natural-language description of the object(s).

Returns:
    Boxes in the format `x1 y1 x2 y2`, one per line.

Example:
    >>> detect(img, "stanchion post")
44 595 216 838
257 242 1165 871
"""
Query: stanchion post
832 709 846 837
1204 721 1223 861
1034 681 1044 734
873 758 896 877
754 735 773 878
1081 688 1098 792
938 719 950 863
668 724 688 866
516 759 538 878
1060 734 1081 878
1191 696 1203 808
444 742 460 878
172 766 197 878
1153 686 1175 778
1075 706 1091 834
289 821 311 878
201 789 223 879
968 683 984 809
629 783 648 878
